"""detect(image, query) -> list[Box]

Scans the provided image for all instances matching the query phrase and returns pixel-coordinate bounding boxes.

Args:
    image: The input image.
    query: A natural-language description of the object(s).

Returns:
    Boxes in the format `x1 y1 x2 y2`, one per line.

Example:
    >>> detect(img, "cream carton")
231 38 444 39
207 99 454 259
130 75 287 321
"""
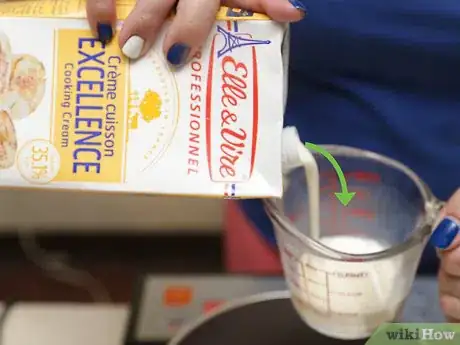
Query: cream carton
0 1 288 198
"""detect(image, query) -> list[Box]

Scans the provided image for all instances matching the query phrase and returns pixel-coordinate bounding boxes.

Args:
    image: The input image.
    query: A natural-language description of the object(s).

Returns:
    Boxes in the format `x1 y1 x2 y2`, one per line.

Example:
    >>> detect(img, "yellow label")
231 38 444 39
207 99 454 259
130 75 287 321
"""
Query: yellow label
0 0 269 21
52 29 128 183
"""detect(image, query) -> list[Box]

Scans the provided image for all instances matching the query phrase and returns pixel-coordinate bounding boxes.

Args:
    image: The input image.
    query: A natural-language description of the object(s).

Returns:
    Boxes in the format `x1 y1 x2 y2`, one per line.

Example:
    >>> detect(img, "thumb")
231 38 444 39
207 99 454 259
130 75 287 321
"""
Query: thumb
431 188 460 251
223 0 306 22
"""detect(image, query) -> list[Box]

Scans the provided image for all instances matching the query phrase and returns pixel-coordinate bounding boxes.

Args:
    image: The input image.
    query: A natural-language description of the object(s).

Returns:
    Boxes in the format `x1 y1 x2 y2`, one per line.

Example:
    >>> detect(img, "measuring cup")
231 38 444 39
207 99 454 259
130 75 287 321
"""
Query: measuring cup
264 138 444 340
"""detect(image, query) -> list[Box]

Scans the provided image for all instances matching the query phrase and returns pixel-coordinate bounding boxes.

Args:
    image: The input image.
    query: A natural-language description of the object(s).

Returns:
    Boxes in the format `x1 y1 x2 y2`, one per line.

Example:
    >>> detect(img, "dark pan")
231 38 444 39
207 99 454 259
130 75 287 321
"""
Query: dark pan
169 291 368 345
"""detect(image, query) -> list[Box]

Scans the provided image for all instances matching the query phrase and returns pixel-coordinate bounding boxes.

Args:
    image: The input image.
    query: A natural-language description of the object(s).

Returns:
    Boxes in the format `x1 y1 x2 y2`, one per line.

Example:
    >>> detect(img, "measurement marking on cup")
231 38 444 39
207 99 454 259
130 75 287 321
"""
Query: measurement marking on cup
306 277 326 286
283 248 298 261
310 308 362 317
325 273 331 313
309 293 327 301
334 271 368 278
348 208 376 219
304 262 328 273
287 265 305 279
353 189 371 200
329 291 363 297
347 171 381 182
303 263 369 278
282 246 369 313
300 255 311 303
290 278 301 289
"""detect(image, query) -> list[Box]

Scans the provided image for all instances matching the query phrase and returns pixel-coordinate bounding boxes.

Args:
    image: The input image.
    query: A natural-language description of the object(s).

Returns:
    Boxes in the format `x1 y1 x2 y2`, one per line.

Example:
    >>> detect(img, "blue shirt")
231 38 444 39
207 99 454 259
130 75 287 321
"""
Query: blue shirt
240 0 460 274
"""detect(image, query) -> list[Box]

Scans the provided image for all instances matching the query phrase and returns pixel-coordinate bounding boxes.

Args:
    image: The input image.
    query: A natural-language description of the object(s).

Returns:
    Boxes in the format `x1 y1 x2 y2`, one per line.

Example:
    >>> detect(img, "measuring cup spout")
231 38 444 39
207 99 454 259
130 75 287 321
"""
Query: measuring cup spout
281 127 314 174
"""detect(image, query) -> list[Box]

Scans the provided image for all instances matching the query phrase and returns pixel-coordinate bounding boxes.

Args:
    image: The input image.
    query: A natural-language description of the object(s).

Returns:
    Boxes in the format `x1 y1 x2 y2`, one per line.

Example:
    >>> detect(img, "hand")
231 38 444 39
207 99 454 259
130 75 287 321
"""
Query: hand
431 189 460 322
86 0 306 64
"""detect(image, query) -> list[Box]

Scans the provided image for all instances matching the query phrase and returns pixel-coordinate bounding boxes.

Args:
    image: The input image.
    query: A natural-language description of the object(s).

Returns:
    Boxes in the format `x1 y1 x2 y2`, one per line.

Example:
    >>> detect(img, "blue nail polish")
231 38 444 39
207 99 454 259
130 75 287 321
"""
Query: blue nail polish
97 23 113 44
289 0 307 13
167 43 190 66
430 217 459 249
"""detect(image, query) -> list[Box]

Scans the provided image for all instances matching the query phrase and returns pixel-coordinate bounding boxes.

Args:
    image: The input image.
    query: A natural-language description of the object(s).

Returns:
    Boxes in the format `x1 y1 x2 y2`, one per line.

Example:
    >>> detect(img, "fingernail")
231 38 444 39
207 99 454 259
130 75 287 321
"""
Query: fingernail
167 43 190 66
288 0 307 14
431 217 459 249
122 36 144 59
97 23 113 44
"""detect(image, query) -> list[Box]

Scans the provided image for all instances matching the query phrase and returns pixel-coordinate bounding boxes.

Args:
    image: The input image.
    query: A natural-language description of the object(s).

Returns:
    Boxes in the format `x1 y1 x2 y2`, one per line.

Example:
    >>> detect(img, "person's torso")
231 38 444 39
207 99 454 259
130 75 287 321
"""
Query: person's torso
287 0 460 200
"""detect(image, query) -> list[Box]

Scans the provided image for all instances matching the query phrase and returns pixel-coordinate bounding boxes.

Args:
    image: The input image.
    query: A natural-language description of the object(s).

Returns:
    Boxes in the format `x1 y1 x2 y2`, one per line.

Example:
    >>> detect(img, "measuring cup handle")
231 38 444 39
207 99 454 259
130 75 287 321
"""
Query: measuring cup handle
434 199 446 214
427 199 446 226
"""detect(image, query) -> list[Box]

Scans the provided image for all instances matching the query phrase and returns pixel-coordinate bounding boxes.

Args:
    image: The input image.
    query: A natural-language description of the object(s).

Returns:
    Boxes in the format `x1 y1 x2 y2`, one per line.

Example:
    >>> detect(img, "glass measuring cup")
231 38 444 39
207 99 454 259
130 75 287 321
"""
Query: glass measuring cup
264 144 444 340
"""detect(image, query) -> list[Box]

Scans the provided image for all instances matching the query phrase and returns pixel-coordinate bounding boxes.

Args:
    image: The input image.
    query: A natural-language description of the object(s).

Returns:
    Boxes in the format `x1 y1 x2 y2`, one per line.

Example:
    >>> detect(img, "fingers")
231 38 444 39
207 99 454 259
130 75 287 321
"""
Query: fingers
437 189 460 321
86 0 116 43
118 0 306 62
431 188 460 250
163 0 221 66
439 270 460 297
438 270 460 321
440 241 460 276
223 0 306 22
440 295 460 322
119 0 221 63
119 0 176 60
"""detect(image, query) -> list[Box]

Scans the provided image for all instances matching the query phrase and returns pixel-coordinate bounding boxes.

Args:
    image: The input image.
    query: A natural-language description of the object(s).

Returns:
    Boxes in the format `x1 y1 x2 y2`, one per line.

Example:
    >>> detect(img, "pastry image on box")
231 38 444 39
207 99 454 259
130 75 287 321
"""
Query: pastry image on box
0 32 12 95
2 54 46 120
0 90 30 120
0 108 17 169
